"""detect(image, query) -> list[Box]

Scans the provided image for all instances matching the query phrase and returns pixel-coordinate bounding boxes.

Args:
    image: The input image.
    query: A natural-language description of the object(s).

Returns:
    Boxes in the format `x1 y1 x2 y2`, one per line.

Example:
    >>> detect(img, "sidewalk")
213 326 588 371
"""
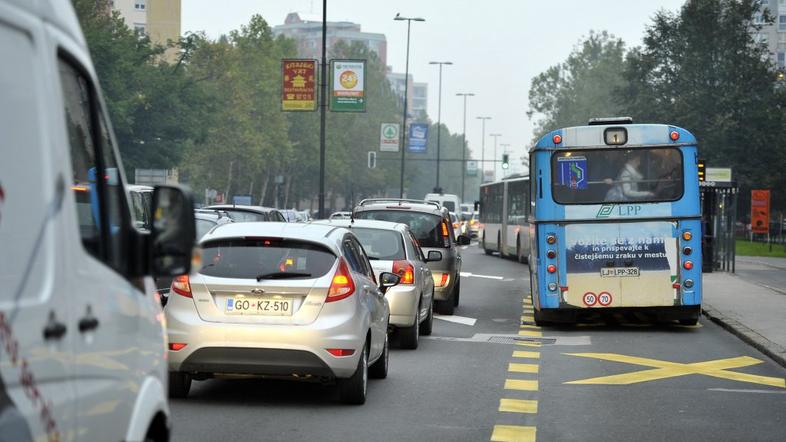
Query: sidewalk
736 255 786 270
702 269 786 368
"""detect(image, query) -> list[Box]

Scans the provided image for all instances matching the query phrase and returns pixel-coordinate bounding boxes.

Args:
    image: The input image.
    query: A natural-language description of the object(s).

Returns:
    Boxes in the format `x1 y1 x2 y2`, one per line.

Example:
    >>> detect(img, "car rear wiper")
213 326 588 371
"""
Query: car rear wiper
256 271 312 281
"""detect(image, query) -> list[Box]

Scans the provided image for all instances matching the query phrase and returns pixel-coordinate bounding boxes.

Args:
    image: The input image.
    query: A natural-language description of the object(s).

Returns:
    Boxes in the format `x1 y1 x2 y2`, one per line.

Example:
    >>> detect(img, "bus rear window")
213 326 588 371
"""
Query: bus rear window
551 148 683 204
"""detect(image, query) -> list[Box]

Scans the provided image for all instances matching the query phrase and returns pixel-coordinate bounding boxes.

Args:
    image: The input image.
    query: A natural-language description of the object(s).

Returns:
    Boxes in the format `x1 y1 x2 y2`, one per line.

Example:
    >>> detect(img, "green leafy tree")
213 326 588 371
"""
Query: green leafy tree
527 31 627 138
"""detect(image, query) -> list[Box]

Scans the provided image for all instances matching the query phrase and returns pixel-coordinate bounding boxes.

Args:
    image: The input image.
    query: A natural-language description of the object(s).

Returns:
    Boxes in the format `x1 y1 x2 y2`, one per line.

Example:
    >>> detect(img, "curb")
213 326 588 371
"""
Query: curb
702 303 786 369
737 257 786 271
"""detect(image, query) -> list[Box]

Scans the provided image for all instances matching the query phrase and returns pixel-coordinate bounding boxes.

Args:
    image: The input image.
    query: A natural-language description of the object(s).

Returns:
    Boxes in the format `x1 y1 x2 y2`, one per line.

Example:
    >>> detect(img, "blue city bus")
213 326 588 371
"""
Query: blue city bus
528 118 702 325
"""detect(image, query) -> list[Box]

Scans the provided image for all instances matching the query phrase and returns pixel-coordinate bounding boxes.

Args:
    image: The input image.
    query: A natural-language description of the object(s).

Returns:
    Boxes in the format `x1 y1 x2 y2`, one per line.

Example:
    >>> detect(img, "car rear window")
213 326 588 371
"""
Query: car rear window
199 238 336 279
222 210 269 222
196 218 216 239
354 210 447 248
351 227 406 260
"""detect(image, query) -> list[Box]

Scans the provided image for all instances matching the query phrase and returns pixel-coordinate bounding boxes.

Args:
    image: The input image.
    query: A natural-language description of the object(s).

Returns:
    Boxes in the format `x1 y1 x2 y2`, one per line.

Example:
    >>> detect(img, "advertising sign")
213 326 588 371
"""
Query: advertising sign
233 195 252 205
563 222 680 308
407 123 429 153
380 123 400 152
330 60 366 112
281 59 317 111
751 189 771 234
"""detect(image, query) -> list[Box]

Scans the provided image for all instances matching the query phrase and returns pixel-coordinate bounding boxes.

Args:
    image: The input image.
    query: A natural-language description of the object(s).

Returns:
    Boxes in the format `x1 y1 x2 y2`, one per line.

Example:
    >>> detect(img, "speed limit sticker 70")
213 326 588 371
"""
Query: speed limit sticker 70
582 292 597 306
598 292 613 306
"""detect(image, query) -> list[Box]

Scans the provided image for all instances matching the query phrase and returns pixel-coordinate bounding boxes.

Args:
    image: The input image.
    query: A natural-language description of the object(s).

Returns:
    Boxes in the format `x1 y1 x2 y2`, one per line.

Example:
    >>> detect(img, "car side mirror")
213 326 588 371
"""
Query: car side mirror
425 250 443 262
456 235 471 246
378 272 401 294
150 185 196 277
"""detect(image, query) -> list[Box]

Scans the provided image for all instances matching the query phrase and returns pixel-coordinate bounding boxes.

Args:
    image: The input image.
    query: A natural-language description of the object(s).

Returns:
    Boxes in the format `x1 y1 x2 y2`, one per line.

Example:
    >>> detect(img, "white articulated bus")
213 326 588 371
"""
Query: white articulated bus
479 175 531 262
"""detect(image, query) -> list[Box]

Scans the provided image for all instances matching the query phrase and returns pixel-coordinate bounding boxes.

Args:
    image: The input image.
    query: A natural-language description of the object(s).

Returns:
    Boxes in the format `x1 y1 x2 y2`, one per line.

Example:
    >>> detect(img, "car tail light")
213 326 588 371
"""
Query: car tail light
441 222 450 237
683 260 694 270
326 348 355 357
327 258 355 302
547 264 557 273
393 260 415 284
171 275 192 298
433 272 450 287
169 343 187 351
453 222 459 229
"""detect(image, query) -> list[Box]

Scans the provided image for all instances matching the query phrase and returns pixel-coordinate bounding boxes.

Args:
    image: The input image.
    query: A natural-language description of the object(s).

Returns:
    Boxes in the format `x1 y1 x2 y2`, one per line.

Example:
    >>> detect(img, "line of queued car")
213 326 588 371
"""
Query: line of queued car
163 198 470 404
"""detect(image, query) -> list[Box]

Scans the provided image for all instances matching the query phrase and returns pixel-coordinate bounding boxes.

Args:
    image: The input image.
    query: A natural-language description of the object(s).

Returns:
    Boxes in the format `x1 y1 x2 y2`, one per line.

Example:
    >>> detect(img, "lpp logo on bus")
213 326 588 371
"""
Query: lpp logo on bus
597 204 643 218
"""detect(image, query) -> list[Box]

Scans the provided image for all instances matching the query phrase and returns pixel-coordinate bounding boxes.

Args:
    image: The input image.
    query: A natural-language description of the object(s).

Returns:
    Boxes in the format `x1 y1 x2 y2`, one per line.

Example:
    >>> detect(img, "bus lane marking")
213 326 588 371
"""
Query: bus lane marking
563 353 786 388
491 425 536 442
498 398 538 414
504 379 539 391
513 351 541 359
509 363 539 374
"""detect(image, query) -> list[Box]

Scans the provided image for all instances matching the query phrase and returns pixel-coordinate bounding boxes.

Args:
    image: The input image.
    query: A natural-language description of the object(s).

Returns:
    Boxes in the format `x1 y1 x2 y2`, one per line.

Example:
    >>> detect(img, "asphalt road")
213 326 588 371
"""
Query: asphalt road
170 245 786 442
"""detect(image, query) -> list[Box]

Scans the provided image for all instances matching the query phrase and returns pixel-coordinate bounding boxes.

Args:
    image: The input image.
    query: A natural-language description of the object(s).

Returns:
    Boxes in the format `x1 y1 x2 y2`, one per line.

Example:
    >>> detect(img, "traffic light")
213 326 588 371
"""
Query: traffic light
368 151 377 169
501 153 510 170
697 158 705 182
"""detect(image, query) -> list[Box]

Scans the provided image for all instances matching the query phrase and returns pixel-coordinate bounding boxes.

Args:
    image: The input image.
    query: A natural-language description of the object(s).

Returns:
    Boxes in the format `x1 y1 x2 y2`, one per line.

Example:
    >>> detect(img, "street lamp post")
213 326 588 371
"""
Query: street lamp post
318 0 328 219
429 61 452 193
394 13 425 198
489 133 501 181
456 92 474 202
476 116 491 183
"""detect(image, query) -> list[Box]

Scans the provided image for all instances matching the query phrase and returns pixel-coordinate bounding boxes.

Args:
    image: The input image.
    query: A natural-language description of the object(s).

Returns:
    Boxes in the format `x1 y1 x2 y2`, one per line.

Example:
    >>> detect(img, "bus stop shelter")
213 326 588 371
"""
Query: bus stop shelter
700 181 738 273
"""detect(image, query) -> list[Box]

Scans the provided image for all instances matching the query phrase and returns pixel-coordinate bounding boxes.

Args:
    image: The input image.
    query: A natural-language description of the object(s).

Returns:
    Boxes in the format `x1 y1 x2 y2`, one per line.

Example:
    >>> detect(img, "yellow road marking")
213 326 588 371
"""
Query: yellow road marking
504 379 539 391
564 353 786 388
513 351 540 359
523 299 532 305
499 398 538 414
491 425 536 442
516 341 542 348
519 324 540 330
518 329 543 337
509 363 539 374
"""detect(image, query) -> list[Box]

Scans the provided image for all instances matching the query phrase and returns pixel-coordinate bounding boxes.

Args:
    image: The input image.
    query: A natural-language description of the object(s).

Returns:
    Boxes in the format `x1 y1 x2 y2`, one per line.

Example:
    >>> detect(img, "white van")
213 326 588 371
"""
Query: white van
424 193 461 213
0 1 196 440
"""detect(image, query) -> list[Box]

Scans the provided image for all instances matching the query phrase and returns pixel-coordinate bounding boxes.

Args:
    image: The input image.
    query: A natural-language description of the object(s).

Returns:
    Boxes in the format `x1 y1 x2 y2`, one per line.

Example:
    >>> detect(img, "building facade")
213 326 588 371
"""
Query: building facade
112 0 181 63
755 0 786 68
273 13 387 65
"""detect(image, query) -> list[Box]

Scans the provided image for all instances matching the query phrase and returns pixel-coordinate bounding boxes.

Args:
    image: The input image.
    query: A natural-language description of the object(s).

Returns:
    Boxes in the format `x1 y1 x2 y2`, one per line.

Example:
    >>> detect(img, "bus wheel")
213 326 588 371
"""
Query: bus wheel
517 238 526 264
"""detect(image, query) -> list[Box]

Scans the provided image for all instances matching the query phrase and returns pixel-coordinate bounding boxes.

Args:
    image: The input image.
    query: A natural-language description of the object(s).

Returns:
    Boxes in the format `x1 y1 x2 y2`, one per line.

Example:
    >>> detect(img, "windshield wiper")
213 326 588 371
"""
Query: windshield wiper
256 271 312 281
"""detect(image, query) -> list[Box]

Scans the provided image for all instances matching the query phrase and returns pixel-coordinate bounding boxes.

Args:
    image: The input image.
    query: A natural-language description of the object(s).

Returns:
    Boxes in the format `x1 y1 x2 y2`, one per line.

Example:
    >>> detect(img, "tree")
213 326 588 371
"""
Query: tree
527 31 627 138
622 0 786 212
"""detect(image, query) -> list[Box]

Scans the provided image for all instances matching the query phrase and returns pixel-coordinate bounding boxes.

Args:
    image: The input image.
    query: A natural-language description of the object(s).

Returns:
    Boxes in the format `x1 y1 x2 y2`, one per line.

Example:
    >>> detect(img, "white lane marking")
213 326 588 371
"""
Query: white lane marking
708 388 786 394
460 271 504 280
433 314 477 326
461 246 469 250
422 333 591 345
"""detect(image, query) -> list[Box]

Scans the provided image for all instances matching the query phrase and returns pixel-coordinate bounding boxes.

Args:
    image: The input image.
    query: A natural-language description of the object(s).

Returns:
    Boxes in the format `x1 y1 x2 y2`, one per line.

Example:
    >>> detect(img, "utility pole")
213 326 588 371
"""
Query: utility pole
318 0 327 218
394 14 425 198
489 133 502 181
456 92 474 202
429 61 452 193
476 116 491 183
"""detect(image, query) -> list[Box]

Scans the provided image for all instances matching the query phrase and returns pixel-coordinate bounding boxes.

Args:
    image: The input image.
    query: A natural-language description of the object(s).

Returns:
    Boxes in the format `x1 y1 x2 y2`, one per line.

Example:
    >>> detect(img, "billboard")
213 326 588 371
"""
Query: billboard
281 59 317 111
330 60 366 112
380 123 400 152
751 189 770 234
407 123 429 153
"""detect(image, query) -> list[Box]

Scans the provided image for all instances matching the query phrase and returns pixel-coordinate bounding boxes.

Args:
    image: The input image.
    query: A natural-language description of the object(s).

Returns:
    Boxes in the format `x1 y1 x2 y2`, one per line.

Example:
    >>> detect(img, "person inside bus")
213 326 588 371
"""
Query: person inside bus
604 152 655 201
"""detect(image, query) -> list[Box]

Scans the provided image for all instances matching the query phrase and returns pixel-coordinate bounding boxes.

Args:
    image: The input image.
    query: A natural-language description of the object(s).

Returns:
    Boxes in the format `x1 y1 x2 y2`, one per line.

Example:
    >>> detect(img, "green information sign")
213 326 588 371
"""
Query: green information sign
330 60 366 112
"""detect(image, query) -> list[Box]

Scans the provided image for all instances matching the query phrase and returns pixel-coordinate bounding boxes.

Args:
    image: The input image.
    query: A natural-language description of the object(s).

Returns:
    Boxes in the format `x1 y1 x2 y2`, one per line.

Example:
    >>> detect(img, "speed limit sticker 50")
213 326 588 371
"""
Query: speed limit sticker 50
582 292 598 306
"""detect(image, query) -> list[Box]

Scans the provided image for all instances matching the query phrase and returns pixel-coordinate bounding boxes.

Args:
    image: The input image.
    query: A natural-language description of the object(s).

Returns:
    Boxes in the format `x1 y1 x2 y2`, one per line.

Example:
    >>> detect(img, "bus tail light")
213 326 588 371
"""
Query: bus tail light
548 283 557 291
670 131 680 141
683 246 692 255
547 264 557 274
683 260 694 270
546 235 557 245
547 250 556 259
552 134 562 144
684 279 694 288
682 231 692 241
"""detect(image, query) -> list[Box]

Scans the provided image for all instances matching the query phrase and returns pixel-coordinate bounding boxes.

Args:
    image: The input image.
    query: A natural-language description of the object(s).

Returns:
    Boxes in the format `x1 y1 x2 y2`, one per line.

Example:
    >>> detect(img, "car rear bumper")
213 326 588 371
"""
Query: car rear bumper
385 284 419 327
166 301 365 379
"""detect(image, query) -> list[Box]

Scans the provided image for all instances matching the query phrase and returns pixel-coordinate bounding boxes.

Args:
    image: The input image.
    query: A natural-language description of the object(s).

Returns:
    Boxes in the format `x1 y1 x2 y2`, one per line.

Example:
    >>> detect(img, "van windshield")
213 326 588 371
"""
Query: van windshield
551 147 684 204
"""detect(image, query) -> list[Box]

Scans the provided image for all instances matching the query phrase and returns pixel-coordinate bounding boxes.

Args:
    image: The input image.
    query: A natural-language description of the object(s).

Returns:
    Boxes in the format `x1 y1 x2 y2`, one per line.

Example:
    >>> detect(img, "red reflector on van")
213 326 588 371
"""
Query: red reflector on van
169 343 187 351
326 348 355 357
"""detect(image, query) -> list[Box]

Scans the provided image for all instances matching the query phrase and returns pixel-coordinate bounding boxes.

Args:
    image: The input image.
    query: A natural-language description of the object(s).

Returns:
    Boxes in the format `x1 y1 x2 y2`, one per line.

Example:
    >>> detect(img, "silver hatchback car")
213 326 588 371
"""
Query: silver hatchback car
354 199 470 315
166 222 399 404
317 219 441 349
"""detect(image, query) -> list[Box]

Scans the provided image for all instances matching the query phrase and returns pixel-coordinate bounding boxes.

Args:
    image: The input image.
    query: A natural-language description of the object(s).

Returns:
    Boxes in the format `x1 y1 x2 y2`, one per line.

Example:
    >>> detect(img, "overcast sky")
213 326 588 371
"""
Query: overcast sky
183 0 686 168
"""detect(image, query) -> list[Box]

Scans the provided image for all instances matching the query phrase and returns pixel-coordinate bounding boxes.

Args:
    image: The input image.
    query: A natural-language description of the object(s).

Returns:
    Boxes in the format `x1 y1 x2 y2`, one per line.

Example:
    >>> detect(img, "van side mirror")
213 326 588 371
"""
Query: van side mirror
425 250 443 262
456 235 471 246
378 272 401 294
150 185 196 277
